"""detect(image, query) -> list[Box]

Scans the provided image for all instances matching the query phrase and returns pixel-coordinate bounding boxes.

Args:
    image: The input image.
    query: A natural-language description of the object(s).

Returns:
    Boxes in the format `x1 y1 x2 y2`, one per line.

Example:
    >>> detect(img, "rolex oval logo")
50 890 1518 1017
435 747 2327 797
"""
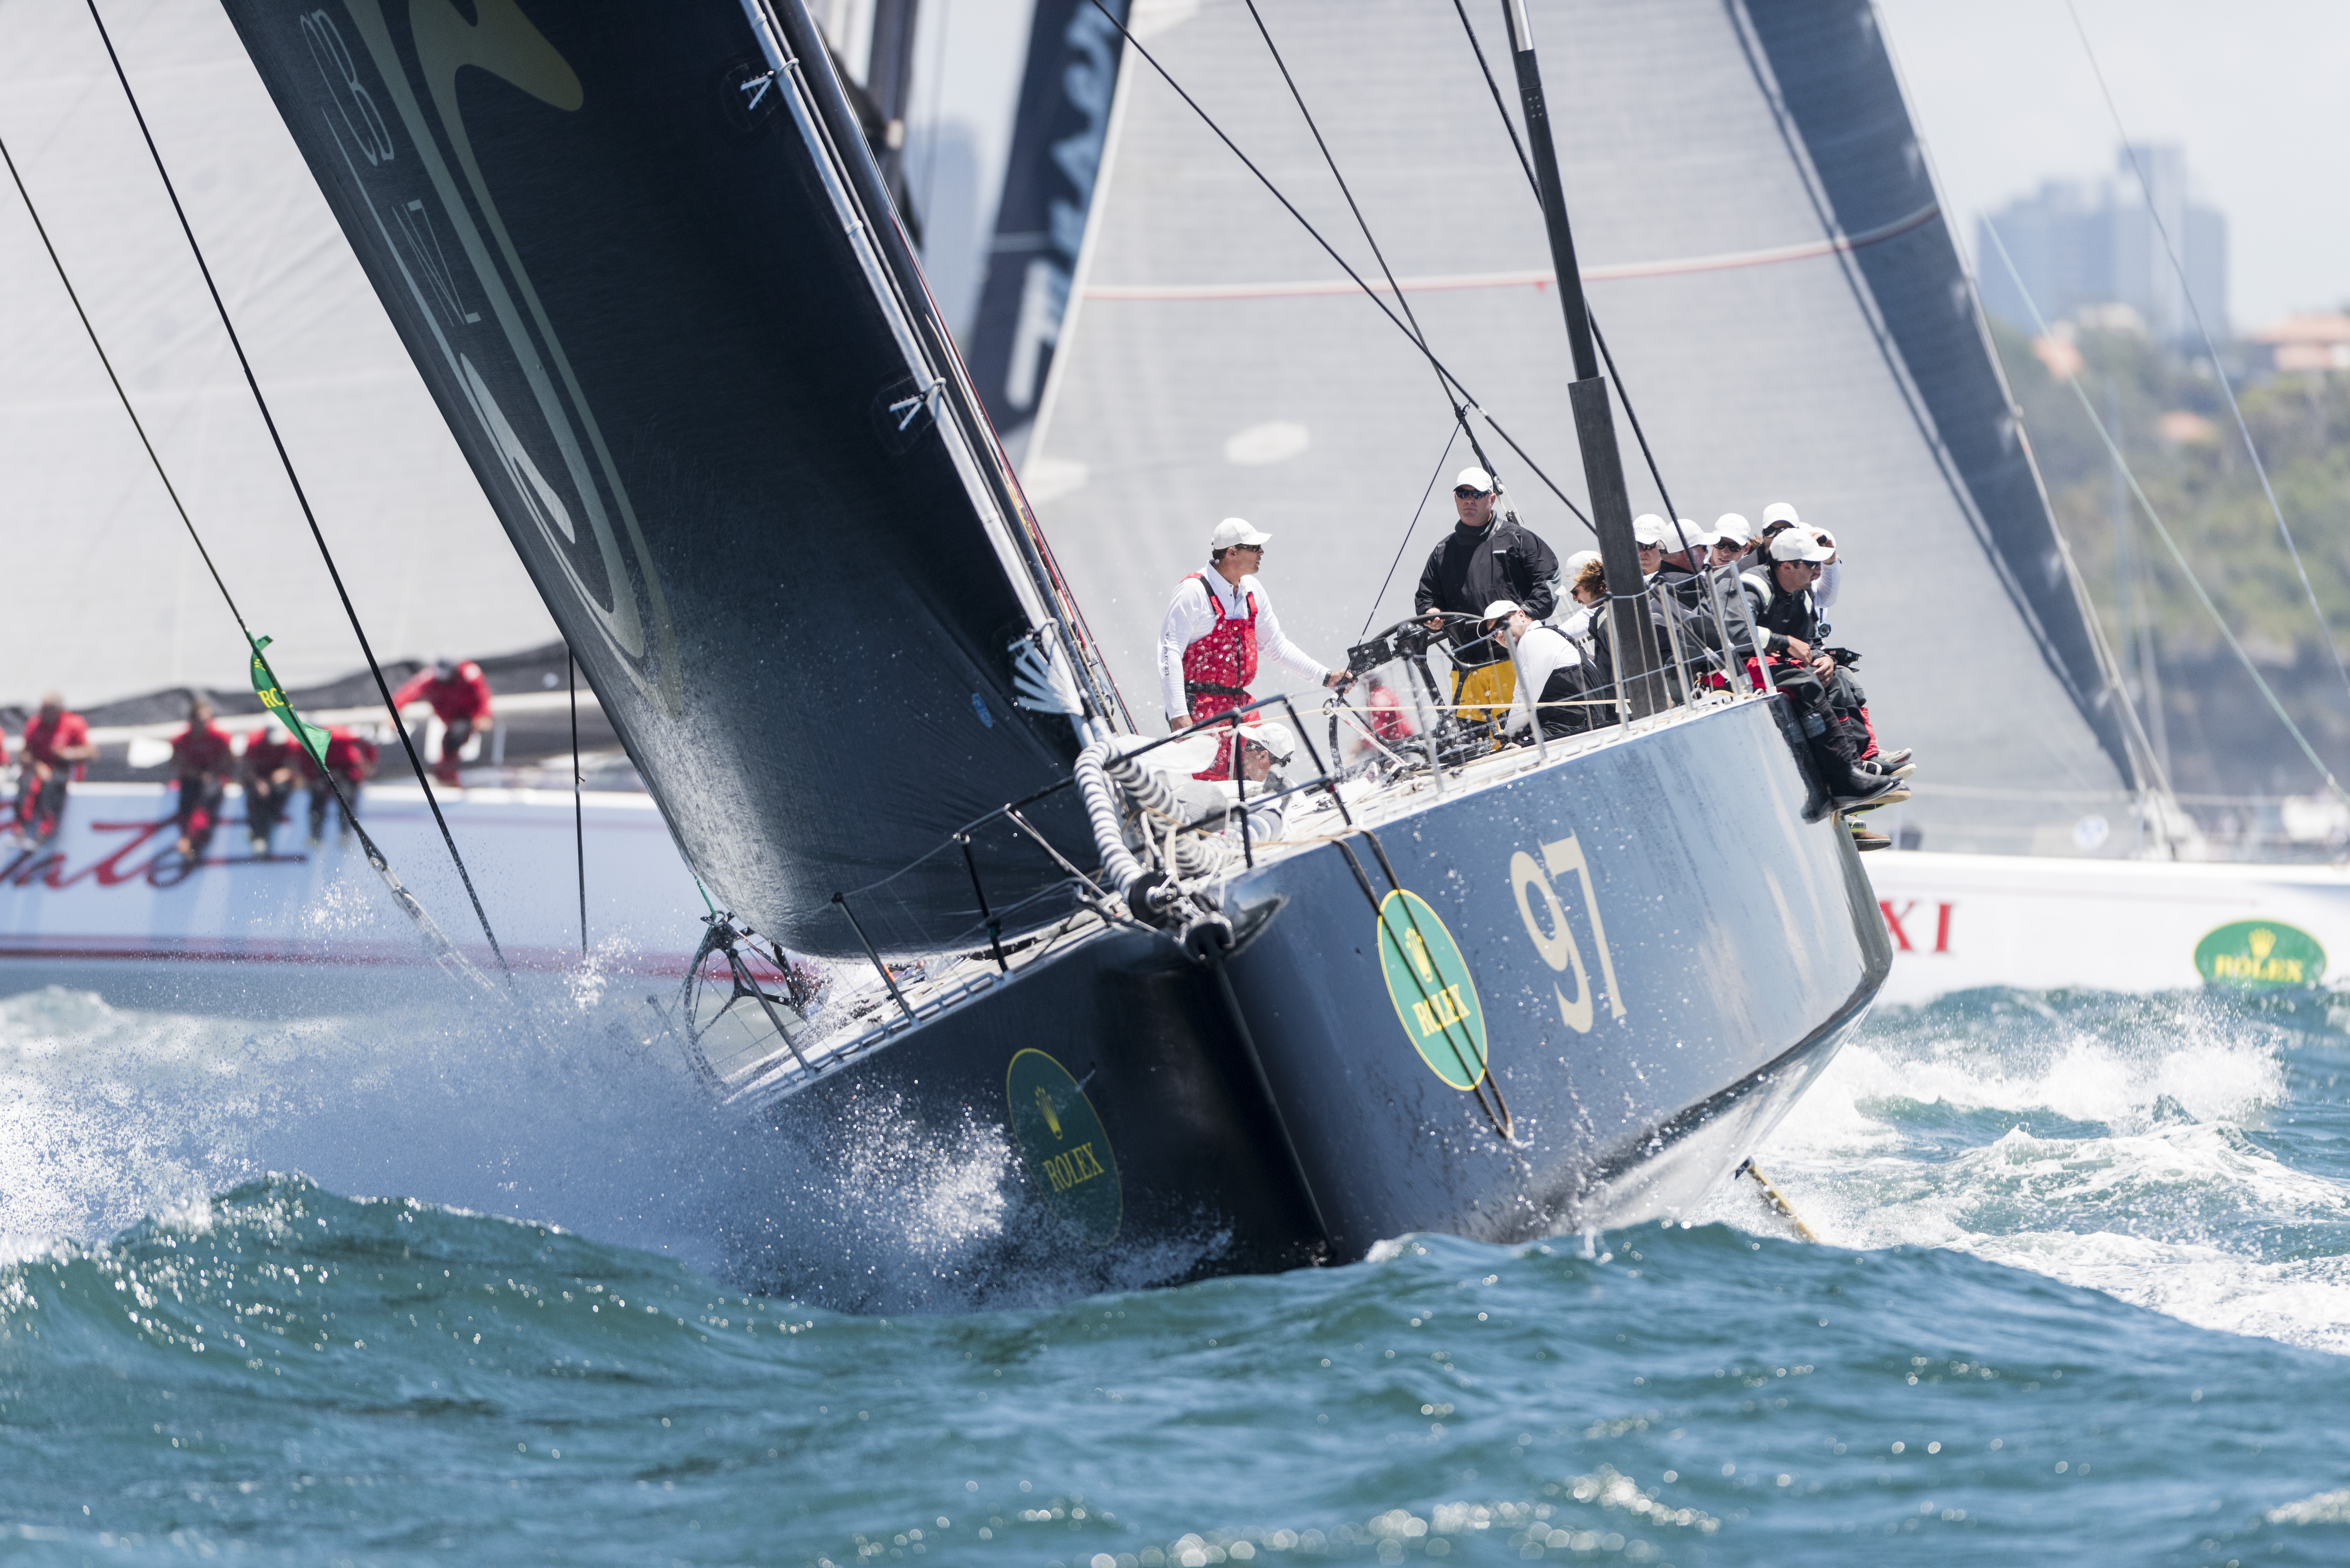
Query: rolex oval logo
1375 889 1490 1090
1005 1049 1121 1243
2195 919 2325 988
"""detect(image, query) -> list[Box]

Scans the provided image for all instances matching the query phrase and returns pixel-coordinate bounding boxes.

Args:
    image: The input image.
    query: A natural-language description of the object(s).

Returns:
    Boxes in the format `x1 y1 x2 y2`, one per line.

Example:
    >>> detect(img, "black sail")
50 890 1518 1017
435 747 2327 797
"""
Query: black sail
221 0 1101 954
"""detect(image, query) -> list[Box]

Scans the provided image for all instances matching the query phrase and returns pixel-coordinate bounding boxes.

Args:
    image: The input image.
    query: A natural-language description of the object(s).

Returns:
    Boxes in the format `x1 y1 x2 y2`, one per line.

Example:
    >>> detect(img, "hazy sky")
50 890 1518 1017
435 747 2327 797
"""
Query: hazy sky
1877 0 2350 328
906 1 2350 333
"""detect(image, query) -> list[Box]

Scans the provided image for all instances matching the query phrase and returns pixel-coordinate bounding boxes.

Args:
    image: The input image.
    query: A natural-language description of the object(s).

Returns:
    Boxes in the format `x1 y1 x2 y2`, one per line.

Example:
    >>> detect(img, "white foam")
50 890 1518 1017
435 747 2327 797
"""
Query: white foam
2268 1488 2350 1525
1727 1004 2350 1355
0 976 1223 1311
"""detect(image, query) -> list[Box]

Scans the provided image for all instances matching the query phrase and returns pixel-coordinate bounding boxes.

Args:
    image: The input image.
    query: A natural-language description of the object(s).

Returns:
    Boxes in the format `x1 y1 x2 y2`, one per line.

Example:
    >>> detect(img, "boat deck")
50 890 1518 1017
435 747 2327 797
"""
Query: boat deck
703 687 1768 1107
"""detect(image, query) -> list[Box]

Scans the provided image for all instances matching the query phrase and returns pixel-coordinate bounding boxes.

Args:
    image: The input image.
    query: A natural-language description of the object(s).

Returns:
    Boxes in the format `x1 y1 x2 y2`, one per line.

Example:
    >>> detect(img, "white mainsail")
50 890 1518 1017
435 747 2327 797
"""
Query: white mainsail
1029 0 2145 856
0 0 552 707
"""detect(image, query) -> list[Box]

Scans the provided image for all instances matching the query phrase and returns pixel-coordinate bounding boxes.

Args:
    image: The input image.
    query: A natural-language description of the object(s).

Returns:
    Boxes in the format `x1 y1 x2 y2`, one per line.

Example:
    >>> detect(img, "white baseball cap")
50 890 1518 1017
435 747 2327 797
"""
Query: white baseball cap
1761 501 1802 527
1767 529 1834 563
1481 599 1524 624
1209 517 1271 552
1243 720 1296 764
1661 518 1715 553
1713 512 1753 544
1632 513 1670 547
1454 466 1495 495
1564 549 1601 576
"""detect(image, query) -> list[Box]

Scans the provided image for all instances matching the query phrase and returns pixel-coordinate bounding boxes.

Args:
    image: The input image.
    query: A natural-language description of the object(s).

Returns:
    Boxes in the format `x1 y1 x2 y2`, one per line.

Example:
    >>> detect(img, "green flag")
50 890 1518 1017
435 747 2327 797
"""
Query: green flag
249 635 331 768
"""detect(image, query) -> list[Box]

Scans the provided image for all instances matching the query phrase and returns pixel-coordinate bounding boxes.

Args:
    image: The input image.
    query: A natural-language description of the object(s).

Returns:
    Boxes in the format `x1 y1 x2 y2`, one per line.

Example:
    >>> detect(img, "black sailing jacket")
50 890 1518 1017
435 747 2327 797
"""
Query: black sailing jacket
1413 518 1561 667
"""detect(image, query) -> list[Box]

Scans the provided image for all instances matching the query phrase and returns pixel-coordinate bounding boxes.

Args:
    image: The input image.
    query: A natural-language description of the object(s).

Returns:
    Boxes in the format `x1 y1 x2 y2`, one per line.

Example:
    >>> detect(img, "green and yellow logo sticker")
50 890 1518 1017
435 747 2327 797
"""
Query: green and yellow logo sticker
1375 889 1490 1090
2194 920 2326 988
1005 1048 1122 1242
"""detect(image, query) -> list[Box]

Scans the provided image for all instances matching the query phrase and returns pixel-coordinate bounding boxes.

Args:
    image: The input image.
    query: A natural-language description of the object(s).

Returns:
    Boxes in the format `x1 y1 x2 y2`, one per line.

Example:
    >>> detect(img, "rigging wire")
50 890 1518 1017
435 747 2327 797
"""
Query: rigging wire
0 126 495 984
1984 219 2348 808
1238 0 1490 474
1360 425 1459 638
2065 1 2350 710
85 0 508 974
1452 0 1539 203
1081 0 1591 532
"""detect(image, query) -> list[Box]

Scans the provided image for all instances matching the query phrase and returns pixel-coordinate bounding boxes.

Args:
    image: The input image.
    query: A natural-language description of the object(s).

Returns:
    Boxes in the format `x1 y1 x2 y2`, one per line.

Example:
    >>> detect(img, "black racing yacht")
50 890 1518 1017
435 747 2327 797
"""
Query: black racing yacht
221 0 1901 1286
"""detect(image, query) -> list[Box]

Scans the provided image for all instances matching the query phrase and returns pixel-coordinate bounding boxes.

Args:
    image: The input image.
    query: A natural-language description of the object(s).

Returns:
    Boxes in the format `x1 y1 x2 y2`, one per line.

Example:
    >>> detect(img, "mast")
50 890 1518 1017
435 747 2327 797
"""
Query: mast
1499 0 1663 718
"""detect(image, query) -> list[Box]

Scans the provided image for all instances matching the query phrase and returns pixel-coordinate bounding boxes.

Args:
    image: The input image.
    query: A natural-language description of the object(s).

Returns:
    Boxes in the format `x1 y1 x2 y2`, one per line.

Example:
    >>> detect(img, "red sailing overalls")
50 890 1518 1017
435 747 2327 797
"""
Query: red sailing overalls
1180 571 1259 781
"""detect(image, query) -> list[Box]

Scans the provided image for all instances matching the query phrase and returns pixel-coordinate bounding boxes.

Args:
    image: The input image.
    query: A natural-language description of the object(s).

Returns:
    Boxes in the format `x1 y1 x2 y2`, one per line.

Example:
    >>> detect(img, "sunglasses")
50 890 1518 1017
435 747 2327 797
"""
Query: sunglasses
1231 543 1265 555
1453 487 1490 499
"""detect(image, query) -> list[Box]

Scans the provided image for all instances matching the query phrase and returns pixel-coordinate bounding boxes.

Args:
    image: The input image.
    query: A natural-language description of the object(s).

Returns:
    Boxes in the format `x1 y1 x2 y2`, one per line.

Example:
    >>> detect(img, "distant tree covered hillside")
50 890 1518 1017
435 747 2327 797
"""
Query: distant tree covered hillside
1989 320 2350 804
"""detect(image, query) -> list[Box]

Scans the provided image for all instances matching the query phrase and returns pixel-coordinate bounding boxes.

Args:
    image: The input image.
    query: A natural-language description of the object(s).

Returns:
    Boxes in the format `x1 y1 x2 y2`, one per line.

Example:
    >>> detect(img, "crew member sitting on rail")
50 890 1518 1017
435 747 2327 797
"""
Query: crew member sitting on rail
1485 600 1593 743
1762 502 1839 615
1711 514 1756 572
1755 529 1901 811
1558 554 1605 641
1590 521 1692 703
242 724 302 855
1158 517 1346 779
169 697 235 861
1417 467 1559 725
301 727 379 844
1654 519 1719 613
1630 514 1672 583
1230 721 1297 840
392 658 495 787
14 692 96 848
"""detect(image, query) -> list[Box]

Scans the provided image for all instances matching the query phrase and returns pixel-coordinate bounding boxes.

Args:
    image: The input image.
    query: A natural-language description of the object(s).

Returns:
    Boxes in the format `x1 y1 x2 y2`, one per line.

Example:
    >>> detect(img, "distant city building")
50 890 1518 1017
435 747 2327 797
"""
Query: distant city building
1976 144 2226 343
2253 313 2350 373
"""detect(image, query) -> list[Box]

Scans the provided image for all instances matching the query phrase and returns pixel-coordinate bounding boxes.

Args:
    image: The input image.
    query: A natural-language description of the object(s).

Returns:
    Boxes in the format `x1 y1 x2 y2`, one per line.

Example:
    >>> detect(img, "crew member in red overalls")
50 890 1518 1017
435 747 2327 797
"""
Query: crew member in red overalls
1156 517 1348 779
392 658 495 786
300 727 379 844
242 724 302 854
15 692 96 847
169 697 236 861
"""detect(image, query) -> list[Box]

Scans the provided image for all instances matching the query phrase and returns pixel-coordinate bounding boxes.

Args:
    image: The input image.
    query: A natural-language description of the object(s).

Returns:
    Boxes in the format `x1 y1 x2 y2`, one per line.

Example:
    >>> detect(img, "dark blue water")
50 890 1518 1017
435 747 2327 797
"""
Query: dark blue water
5 980 2350 1565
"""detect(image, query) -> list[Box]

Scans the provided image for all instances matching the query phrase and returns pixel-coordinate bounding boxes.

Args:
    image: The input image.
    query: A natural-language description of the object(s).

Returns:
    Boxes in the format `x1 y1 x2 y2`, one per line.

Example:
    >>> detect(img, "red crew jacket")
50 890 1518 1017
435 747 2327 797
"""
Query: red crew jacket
22 710 91 779
298 728 379 784
392 663 495 724
243 730 301 781
171 722 234 780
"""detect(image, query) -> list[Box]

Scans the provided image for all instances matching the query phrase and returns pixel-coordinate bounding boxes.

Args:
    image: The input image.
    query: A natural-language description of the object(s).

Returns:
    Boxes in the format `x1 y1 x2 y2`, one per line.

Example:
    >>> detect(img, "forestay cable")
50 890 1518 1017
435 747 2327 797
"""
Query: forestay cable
0 127 495 992
1082 0 1592 533
86 0 508 974
1984 219 2349 808
2065 2 2350 710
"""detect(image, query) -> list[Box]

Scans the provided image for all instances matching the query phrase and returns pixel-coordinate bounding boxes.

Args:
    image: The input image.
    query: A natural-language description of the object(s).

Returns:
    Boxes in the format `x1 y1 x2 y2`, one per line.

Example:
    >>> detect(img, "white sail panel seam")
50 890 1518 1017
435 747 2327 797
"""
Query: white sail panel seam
1078 200 1943 302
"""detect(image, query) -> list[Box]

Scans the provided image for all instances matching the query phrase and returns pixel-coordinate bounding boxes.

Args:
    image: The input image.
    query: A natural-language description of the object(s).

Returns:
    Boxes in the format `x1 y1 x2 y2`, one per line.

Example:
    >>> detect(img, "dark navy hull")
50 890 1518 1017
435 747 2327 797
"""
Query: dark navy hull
774 699 1890 1282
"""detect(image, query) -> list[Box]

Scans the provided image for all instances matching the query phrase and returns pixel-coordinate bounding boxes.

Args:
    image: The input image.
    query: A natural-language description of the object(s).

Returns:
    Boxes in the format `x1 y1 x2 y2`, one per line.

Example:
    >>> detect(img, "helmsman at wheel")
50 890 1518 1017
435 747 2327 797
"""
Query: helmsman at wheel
1158 517 1348 779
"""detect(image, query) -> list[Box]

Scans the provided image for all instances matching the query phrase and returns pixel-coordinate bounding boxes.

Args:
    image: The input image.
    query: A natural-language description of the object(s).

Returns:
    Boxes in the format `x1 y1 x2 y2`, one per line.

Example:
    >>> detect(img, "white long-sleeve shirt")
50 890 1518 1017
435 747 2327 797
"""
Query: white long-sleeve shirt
1503 624 1586 737
1157 571 1330 722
